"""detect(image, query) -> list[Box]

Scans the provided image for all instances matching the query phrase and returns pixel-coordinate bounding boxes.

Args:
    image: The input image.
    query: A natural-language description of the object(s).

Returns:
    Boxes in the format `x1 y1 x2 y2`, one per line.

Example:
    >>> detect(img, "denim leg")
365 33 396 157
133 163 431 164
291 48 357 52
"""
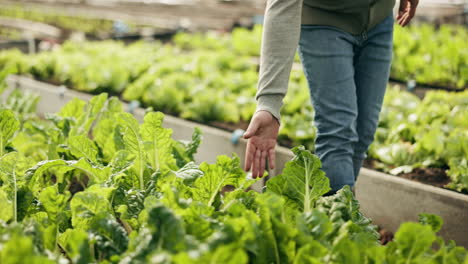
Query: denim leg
298 26 359 191
352 15 394 178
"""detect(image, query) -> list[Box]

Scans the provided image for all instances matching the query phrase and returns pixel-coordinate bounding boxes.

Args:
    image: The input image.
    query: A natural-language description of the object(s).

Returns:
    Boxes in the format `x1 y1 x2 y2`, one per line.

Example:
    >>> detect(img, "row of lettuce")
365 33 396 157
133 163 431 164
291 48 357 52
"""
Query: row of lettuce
0 90 467 263
1 41 466 193
0 27 23 41
174 24 467 90
0 5 141 39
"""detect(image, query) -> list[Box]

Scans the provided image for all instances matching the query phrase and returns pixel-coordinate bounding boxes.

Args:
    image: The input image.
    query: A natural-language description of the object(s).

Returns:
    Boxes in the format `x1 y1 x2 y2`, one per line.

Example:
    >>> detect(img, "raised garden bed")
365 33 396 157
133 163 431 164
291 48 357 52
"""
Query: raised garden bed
291 60 464 99
0 16 61 39
97 30 178 44
0 0 251 32
0 39 37 53
356 168 468 249
4 74 468 248
0 5 179 48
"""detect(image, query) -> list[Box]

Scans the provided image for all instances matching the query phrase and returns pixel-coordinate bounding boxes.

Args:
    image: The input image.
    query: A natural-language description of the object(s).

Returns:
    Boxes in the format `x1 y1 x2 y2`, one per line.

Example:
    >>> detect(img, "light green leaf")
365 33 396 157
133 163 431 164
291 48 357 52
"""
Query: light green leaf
393 222 436 260
192 155 245 207
294 241 327 264
58 229 93 264
93 118 118 161
88 212 129 260
109 150 133 175
68 135 99 163
0 152 33 222
0 232 55 264
118 112 146 189
27 159 68 196
38 185 70 223
172 127 202 168
122 204 186 263
205 245 248 264
267 146 330 213
69 93 108 136
173 161 203 184
184 127 202 161
92 97 124 161
255 192 298 264
0 109 19 156
71 158 111 185
27 158 109 195
0 188 13 222
58 97 85 119
70 191 113 230
296 210 333 243
417 127 445 156
140 112 176 171
330 237 362 264
100 96 124 120
86 184 116 201
29 211 58 251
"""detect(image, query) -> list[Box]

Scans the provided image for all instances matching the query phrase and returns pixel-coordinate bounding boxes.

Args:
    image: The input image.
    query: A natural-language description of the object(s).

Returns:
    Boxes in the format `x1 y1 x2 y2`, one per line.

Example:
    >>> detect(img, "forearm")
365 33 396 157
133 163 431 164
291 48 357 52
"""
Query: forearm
255 0 303 122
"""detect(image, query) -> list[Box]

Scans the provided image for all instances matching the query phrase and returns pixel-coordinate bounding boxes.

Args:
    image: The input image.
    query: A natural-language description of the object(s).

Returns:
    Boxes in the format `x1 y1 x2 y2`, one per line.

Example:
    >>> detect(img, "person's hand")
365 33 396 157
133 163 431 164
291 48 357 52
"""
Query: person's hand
397 0 419 27
243 110 280 178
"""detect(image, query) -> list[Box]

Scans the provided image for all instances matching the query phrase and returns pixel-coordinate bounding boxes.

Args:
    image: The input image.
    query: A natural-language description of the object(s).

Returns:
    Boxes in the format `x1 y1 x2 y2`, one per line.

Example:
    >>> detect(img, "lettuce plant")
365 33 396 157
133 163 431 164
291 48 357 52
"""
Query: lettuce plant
0 93 466 263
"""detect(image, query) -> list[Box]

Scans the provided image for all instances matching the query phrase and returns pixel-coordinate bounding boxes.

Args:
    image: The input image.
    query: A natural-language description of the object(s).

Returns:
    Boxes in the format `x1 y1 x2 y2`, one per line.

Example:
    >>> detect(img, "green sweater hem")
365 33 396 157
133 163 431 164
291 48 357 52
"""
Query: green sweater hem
301 0 396 35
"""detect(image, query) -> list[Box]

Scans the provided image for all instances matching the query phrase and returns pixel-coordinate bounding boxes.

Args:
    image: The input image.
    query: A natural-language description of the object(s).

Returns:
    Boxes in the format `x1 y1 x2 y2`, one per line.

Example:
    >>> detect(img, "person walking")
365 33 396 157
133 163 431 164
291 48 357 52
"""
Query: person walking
244 0 419 194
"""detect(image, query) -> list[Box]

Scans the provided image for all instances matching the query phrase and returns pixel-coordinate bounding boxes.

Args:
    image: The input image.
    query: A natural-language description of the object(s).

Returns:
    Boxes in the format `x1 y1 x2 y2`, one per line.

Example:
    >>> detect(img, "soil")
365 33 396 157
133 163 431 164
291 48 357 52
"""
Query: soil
398 168 451 188
363 159 452 189
68 175 89 195
50 172 89 195
378 228 394 245
388 77 467 92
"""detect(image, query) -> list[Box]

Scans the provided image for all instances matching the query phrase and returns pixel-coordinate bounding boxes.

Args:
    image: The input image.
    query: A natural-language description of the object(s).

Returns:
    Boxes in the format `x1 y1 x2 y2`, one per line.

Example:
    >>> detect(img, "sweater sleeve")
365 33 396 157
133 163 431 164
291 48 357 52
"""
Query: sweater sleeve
255 0 303 122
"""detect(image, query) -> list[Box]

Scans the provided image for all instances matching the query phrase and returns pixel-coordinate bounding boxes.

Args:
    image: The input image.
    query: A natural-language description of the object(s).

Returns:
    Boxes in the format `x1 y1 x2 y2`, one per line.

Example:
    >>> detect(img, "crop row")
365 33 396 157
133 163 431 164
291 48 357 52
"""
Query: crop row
0 89 467 263
174 24 468 90
0 5 130 37
0 27 23 41
1 39 467 193
370 88 467 192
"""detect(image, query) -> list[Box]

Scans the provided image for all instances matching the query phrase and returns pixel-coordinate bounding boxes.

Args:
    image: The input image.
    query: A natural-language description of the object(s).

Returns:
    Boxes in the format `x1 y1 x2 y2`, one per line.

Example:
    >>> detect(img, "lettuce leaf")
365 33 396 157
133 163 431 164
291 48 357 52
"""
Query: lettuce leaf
192 155 245 207
267 146 330 213
0 109 19 156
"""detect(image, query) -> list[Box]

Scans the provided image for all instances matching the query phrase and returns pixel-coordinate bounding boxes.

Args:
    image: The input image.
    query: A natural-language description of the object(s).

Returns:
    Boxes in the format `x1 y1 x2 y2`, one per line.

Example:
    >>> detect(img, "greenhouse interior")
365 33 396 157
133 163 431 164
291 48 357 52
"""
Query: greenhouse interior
0 0 467 263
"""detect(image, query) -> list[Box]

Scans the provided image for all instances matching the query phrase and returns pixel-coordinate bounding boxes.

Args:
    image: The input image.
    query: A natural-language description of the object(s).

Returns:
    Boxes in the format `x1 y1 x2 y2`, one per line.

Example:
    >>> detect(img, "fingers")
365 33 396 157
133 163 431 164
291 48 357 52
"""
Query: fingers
397 0 407 19
244 142 255 171
252 149 261 178
402 13 411 26
398 0 418 27
268 148 276 170
407 0 418 24
243 118 260 139
400 12 411 27
398 12 409 26
260 151 267 177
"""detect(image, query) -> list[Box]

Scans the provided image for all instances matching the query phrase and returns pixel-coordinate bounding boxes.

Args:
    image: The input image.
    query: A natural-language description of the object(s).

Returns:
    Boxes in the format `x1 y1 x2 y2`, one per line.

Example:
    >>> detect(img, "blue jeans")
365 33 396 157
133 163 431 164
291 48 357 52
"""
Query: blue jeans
298 15 394 191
